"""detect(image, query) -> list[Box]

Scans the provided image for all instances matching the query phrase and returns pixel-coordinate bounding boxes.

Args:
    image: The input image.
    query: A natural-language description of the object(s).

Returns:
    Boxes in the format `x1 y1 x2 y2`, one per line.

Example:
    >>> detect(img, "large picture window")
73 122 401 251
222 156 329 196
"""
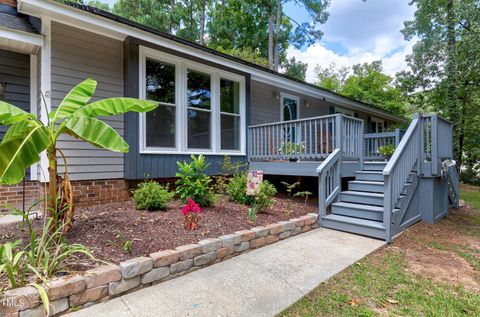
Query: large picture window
140 47 245 155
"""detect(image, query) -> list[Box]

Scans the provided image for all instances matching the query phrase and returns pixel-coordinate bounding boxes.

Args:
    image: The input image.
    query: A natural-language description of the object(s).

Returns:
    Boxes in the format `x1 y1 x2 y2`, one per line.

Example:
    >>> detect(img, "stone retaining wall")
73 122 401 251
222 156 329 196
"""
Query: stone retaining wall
1 213 319 316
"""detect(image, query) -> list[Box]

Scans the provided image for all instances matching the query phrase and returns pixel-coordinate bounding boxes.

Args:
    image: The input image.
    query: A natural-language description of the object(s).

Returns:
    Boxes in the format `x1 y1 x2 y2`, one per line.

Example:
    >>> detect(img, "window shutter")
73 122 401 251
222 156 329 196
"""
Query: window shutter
367 116 372 133
329 106 335 114
384 120 388 130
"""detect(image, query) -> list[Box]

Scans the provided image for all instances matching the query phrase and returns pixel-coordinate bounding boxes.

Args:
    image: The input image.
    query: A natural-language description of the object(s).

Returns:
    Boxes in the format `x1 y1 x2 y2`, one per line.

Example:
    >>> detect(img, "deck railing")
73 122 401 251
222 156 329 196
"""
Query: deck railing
248 114 364 162
364 129 403 160
317 149 342 217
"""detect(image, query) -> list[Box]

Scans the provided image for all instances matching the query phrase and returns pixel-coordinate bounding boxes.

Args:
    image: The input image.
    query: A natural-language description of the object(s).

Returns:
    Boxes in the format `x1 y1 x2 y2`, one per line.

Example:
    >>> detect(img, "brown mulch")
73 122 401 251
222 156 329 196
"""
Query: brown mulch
0 195 316 266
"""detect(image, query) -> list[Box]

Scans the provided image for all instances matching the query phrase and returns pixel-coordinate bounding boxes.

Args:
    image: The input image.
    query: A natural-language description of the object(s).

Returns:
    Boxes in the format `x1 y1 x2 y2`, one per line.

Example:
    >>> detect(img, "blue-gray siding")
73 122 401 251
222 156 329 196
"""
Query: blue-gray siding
0 49 30 179
51 22 124 181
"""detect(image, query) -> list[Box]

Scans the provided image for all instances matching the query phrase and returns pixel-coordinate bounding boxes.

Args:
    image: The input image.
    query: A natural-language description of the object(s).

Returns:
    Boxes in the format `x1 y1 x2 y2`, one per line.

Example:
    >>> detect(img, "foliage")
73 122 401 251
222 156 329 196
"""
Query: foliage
175 155 216 207
279 141 305 156
398 0 480 169
294 191 313 205
56 0 110 11
378 144 396 158
181 198 202 230
132 180 174 211
460 168 480 186
283 57 308 81
281 181 300 198
227 173 277 212
247 205 257 224
316 61 407 117
213 155 247 194
0 78 157 232
122 240 133 255
214 46 270 68
0 240 25 290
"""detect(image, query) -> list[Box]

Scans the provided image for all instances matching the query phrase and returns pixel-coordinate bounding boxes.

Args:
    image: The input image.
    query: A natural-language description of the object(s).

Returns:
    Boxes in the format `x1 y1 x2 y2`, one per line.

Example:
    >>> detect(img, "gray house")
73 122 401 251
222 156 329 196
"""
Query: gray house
0 0 458 242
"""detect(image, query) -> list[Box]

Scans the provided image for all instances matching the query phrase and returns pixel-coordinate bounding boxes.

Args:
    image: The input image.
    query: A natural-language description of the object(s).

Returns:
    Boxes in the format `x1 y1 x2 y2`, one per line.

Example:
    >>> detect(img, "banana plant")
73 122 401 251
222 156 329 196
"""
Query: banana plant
0 78 157 231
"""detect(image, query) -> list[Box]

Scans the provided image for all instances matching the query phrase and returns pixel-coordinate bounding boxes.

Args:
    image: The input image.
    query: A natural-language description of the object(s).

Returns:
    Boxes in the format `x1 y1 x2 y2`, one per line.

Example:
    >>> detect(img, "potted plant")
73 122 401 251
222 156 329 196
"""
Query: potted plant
378 144 396 161
279 141 305 162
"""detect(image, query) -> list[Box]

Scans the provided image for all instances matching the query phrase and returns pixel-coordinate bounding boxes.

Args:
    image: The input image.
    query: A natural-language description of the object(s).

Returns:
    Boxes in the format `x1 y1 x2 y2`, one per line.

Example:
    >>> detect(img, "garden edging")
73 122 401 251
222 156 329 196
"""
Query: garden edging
1 213 319 317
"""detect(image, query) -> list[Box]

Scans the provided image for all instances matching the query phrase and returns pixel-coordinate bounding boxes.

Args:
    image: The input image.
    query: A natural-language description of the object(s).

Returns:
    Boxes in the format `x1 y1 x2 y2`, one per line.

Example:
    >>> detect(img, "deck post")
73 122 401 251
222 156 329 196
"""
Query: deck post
335 115 343 154
394 128 401 147
318 170 326 218
359 119 364 170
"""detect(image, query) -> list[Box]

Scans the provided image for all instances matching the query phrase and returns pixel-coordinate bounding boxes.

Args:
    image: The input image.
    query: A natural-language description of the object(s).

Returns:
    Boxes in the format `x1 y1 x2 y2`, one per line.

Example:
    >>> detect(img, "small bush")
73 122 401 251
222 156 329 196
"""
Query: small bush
133 181 174 211
176 155 216 207
227 173 277 212
378 144 396 157
460 168 480 186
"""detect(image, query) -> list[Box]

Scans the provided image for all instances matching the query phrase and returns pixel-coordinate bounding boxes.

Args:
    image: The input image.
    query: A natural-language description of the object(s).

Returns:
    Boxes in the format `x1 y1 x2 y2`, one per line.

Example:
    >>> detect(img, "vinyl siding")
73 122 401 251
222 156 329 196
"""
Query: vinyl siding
0 49 30 179
51 22 124 181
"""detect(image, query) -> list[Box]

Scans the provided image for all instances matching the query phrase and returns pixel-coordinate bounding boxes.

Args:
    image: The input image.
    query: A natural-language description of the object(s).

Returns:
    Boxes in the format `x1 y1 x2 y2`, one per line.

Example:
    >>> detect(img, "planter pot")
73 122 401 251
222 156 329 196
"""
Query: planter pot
289 158 298 162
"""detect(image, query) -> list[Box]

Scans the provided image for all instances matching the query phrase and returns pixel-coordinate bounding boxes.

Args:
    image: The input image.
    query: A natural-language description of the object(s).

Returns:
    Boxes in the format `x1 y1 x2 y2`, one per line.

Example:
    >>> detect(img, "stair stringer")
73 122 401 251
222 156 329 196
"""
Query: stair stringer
391 173 421 236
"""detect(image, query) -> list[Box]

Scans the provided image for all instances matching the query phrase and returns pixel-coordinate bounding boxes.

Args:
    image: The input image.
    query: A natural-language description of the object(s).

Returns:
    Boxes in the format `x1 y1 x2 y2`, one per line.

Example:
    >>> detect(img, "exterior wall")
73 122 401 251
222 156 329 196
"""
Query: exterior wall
51 22 125 181
250 79 398 132
0 181 41 211
123 37 249 179
0 0 16 7
71 179 130 207
0 49 31 179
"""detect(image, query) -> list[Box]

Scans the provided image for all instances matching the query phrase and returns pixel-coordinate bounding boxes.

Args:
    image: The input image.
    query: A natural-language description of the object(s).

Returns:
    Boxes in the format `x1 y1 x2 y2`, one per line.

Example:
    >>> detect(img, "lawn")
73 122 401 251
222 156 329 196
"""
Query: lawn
280 184 480 317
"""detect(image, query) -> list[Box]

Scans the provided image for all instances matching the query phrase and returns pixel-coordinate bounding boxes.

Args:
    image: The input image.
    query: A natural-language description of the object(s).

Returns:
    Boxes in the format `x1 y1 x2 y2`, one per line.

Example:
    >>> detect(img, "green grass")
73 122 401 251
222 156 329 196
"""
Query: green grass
460 190 480 210
280 251 480 317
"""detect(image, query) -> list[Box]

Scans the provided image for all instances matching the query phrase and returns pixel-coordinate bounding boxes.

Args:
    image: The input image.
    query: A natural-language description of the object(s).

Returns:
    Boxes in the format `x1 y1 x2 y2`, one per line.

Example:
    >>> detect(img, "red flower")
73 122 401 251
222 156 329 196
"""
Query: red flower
181 199 202 231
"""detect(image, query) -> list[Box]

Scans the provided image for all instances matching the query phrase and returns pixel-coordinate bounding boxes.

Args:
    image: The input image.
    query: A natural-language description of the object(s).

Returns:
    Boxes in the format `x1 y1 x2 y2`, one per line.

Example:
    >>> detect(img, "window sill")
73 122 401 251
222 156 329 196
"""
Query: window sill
139 148 246 156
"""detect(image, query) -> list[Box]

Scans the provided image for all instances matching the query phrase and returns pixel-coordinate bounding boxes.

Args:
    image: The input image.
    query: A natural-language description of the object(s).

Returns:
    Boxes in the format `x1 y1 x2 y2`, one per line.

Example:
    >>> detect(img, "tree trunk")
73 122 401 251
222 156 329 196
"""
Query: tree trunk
446 0 459 162
457 94 467 170
268 13 274 69
47 146 57 224
169 0 175 34
199 0 206 45
273 0 281 72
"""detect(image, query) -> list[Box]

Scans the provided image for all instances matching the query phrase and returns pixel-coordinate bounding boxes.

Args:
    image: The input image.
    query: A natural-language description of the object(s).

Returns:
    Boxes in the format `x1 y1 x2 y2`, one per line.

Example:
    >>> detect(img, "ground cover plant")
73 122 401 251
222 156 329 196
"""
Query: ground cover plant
280 184 480 317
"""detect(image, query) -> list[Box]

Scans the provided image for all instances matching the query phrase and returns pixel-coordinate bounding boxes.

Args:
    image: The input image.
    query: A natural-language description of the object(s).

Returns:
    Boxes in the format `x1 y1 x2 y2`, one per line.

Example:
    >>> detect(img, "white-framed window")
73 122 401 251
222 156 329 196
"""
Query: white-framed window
371 117 386 133
139 46 246 155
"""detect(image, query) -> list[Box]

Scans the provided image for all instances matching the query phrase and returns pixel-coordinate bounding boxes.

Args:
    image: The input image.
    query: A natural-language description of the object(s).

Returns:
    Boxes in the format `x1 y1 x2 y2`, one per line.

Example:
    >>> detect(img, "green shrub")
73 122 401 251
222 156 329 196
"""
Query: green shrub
133 180 174 211
175 155 216 207
378 144 396 157
460 168 480 186
227 173 277 212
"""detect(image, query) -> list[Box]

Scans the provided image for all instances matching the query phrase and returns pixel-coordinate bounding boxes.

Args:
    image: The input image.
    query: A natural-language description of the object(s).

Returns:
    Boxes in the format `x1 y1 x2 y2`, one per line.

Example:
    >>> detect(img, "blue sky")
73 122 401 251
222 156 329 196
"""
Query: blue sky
101 0 415 82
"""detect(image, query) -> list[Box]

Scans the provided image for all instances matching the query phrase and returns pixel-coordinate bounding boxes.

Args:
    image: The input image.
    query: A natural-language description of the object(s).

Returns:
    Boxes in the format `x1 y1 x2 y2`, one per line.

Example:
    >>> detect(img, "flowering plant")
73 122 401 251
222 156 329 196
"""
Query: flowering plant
181 198 202 230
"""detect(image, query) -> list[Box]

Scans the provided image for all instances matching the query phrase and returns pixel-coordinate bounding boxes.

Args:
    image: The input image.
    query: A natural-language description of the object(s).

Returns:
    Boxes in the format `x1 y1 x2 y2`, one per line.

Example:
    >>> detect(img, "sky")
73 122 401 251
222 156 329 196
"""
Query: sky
101 0 416 83
285 0 416 82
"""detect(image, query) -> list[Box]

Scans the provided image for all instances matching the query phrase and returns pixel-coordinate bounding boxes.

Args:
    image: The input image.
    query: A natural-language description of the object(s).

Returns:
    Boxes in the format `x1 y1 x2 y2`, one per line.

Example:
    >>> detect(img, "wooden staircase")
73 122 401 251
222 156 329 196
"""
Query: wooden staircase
322 161 398 240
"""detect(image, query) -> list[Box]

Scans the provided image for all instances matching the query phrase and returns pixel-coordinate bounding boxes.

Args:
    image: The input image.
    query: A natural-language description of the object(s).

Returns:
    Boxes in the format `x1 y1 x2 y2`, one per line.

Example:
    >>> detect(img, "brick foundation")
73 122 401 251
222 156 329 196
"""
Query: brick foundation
0 0 17 7
0 181 43 211
0 179 131 210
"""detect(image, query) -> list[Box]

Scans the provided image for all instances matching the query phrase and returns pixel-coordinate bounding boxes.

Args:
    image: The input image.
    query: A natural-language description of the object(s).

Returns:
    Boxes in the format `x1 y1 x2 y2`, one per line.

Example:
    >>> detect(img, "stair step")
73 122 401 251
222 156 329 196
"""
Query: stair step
348 180 384 193
332 202 383 221
340 191 384 206
355 171 384 181
321 214 386 239
363 162 388 171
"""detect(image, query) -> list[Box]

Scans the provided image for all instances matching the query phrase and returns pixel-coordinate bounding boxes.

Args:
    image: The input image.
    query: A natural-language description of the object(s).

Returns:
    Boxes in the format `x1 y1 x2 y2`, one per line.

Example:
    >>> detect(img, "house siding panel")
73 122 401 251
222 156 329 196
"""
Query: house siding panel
51 22 124 181
0 49 30 179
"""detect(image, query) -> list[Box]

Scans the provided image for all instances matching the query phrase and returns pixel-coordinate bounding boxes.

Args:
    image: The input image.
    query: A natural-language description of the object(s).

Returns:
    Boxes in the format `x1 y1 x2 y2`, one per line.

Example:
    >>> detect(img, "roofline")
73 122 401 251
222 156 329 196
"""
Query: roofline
19 0 403 122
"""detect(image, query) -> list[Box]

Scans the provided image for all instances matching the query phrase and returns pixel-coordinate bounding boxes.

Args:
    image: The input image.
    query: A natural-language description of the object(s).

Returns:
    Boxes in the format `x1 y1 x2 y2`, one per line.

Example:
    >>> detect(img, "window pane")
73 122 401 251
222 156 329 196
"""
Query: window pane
221 114 240 150
188 109 210 149
146 59 175 104
220 79 240 114
146 104 176 148
187 70 211 110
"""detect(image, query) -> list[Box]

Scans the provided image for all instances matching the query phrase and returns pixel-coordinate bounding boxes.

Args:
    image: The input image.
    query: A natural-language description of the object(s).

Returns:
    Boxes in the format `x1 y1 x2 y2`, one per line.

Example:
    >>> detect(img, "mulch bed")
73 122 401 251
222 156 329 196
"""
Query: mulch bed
0 194 316 267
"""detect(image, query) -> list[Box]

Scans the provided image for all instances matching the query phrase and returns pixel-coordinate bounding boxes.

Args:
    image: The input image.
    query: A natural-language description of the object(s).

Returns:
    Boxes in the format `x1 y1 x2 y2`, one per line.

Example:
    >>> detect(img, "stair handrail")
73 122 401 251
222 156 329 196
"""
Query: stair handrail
317 148 342 218
383 114 421 242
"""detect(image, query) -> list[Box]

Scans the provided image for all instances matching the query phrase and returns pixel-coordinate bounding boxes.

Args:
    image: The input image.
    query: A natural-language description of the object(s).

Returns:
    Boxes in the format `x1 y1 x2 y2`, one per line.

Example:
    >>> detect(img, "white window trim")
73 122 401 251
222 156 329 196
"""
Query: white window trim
138 46 246 156
371 116 386 133
279 92 300 121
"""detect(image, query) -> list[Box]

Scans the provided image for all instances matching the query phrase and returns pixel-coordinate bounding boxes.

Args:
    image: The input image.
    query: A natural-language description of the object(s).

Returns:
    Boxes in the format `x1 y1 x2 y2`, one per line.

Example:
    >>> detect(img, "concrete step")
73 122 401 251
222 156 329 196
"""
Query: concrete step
348 180 384 193
355 171 384 182
331 202 384 221
321 214 386 240
363 161 388 171
340 191 384 206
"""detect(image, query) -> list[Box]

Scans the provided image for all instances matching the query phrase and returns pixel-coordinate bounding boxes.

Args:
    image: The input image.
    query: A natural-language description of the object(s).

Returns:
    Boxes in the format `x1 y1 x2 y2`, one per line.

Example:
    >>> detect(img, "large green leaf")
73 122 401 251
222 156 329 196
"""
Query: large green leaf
51 78 97 122
2 121 37 144
0 125 51 185
0 101 35 126
72 98 158 117
65 116 128 153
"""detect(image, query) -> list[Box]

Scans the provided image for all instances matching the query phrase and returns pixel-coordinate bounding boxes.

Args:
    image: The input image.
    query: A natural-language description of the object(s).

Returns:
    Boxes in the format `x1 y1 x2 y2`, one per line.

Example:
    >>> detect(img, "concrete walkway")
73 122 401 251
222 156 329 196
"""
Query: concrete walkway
67 228 385 317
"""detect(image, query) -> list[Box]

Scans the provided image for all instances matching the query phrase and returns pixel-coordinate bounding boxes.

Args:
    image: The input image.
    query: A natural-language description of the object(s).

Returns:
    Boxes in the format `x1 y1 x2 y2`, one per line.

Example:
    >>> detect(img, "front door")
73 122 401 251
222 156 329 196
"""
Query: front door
280 94 299 143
